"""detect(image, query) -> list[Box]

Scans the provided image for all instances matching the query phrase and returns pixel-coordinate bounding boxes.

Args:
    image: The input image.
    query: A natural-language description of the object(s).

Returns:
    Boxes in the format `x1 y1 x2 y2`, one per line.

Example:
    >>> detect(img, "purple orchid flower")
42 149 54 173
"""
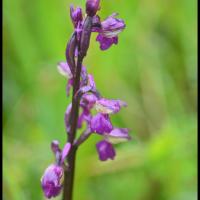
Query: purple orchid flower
41 141 71 198
100 13 125 38
41 164 63 198
95 128 131 161
96 13 125 50
95 98 127 114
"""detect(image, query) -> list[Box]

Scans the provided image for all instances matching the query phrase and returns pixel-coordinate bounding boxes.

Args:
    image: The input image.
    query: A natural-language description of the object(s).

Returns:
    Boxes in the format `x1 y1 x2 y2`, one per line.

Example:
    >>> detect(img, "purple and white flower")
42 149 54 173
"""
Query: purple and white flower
41 164 63 199
95 98 127 114
41 142 71 198
96 13 125 50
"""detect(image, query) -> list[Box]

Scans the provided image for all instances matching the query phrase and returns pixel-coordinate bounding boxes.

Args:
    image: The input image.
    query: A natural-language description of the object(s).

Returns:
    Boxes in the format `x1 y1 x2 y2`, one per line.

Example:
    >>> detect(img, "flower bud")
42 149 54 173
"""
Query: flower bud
41 164 63 199
86 0 100 17
105 128 131 144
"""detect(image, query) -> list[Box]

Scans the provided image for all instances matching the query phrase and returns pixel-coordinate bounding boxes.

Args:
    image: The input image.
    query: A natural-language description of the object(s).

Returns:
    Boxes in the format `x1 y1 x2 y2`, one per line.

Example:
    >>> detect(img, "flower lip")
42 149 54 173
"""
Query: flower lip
96 140 116 161
96 34 118 50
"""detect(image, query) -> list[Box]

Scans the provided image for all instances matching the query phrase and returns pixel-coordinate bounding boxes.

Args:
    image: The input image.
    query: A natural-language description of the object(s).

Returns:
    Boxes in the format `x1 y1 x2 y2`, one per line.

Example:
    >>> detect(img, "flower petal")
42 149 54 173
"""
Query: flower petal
57 62 73 79
65 32 77 75
101 14 125 38
70 5 83 28
61 143 71 163
95 98 127 114
90 113 113 134
105 128 131 144
96 34 118 50
96 140 116 161
88 74 96 89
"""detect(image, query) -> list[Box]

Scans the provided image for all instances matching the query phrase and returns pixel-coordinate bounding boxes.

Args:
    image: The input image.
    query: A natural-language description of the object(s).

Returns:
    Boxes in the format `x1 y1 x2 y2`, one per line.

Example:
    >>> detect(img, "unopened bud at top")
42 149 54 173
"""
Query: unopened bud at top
86 0 100 17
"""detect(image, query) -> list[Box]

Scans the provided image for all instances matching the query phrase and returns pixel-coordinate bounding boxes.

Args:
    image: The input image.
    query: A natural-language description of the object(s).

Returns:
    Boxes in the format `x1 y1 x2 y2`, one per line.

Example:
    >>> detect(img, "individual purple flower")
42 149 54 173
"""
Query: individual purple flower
100 13 125 38
105 128 131 144
96 140 116 161
41 164 63 199
70 5 83 28
95 98 127 114
78 92 98 129
86 0 100 17
41 142 71 198
90 113 113 134
96 13 125 50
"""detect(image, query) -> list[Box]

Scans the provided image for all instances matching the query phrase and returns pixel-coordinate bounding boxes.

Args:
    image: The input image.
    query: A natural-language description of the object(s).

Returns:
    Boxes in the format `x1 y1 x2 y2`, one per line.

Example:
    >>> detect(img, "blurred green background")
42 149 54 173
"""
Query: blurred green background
3 0 197 199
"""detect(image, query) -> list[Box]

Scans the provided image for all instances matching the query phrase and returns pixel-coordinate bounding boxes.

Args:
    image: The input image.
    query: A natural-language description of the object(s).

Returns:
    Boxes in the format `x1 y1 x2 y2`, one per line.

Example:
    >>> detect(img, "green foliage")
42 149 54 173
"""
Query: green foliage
3 0 197 199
